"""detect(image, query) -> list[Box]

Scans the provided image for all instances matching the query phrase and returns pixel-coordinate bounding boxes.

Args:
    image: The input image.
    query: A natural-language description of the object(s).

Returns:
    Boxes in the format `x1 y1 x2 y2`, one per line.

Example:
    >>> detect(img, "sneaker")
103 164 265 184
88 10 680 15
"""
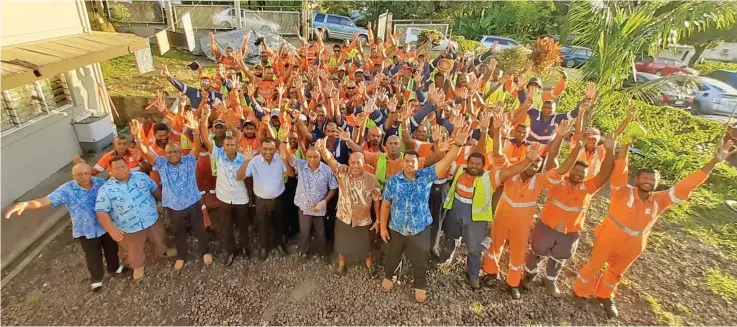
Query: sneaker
90 282 103 292
482 274 501 287
113 266 130 276
542 277 562 298
468 277 481 290
508 286 521 299
415 289 427 303
382 278 394 292
599 298 619 319
174 260 185 271
520 273 536 290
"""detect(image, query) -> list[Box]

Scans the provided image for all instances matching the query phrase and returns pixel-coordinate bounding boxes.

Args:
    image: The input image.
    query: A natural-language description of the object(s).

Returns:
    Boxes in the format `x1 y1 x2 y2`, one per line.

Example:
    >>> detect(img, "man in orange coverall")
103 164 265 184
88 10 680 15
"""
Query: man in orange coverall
572 139 737 318
520 133 616 297
481 120 582 299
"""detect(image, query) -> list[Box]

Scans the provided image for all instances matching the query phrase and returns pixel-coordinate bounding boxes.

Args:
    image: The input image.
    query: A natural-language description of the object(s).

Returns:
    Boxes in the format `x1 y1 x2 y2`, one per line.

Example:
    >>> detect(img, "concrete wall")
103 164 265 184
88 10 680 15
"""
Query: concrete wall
1 0 85 46
0 63 105 207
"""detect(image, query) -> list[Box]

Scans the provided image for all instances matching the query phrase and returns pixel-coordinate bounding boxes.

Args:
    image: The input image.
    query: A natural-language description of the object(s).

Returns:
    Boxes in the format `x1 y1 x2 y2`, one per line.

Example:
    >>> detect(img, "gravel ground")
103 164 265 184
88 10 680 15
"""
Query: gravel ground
2 192 736 326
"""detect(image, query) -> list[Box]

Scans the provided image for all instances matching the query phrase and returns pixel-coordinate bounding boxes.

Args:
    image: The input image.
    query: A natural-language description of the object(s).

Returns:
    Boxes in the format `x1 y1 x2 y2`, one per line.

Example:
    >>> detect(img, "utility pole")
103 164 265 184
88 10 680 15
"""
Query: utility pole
165 0 175 32
234 0 242 29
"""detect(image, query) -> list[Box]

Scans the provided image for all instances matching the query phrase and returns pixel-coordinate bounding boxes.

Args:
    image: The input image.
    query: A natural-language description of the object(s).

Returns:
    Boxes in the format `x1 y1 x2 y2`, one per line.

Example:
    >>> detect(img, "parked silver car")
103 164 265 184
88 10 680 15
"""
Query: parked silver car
691 77 737 116
212 8 280 33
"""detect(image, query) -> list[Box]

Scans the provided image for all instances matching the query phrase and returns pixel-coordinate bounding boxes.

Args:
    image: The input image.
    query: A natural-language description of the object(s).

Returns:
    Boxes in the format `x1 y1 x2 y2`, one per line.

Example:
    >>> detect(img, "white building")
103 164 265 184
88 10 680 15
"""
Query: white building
656 43 737 65
1 0 149 206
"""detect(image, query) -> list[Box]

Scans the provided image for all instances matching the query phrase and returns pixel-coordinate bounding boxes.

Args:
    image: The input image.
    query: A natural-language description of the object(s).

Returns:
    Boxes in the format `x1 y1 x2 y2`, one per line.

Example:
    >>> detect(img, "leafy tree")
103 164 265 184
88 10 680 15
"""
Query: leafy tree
680 22 737 66
565 0 737 105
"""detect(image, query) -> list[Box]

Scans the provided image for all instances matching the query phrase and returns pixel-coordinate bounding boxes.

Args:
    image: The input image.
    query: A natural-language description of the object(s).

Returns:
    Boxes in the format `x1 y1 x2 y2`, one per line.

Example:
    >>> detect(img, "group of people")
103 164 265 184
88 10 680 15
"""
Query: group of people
6 27 736 320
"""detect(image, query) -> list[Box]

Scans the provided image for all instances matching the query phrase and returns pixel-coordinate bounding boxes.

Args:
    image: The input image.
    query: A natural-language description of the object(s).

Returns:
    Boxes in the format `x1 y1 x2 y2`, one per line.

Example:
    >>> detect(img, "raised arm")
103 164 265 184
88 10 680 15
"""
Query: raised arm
435 124 471 176
497 144 539 183
200 105 215 153
614 102 637 138
545 120 573 171
236 147 255 180
315 138 340 172
4 196 52 219
130 119 157 164
592 134 617 187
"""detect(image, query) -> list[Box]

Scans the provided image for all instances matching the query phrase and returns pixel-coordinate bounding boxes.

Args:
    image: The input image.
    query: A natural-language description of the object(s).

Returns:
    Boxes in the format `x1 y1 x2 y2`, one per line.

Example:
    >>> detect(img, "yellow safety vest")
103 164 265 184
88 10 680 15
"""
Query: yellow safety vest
375 152 402 190
483 81 506 103
443 168 494 222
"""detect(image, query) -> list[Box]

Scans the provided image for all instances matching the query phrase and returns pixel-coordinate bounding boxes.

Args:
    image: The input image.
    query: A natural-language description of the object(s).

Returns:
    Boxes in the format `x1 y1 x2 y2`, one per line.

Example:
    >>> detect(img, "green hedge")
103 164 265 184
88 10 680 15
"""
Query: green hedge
694 61 737 75
556 80 727 183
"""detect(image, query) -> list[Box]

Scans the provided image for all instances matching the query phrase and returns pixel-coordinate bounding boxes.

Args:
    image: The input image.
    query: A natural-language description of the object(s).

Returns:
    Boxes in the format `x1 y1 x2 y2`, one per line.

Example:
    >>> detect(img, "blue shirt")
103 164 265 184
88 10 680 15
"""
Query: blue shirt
291 159 338 216
48 177 107 239
153 154 201 210
329 139 351 165
526 107 579 144
95 172 160 233
382 165 437 236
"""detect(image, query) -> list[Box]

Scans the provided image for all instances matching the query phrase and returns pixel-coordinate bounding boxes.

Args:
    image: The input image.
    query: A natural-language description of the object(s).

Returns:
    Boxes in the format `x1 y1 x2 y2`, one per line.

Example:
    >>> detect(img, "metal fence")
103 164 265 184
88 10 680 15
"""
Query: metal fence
174 4 231 29
392 22 450 46
112 0 166 24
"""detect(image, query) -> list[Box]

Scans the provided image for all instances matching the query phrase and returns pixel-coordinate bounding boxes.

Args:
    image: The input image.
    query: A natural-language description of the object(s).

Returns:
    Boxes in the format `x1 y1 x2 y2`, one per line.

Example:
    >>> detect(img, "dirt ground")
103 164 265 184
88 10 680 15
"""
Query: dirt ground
2 188 736 326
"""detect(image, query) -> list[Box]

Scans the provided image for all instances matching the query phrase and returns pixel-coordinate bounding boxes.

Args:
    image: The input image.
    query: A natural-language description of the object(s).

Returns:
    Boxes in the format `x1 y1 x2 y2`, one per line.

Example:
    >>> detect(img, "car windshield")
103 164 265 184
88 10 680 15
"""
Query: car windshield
701 78 737 93
661 81 681 94
473 36 484 42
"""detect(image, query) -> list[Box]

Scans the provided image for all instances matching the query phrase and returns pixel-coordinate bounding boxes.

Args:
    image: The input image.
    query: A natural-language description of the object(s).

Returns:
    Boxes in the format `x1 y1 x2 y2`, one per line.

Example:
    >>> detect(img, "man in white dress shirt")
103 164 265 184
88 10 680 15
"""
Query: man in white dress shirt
244 137 291 260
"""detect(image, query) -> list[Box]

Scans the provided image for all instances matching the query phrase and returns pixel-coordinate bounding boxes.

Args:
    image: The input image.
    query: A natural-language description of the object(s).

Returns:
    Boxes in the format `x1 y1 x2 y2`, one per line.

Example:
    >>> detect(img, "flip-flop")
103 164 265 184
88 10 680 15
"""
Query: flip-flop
726 200 737 213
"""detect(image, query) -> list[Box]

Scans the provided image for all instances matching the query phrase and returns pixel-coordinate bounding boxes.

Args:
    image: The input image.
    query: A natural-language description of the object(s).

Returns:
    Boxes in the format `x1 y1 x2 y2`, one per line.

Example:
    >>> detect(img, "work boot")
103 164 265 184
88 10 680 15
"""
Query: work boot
520 273 536 290
468 276 481 290
508 286 521 299
542 278 562 298
574 294 590 311
482 273 501 287
599 298 619 319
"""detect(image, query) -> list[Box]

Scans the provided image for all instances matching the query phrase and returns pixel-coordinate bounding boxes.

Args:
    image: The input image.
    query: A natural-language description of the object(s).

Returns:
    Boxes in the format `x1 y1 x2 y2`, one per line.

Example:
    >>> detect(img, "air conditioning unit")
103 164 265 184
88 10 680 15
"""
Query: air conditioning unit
72 111 115 154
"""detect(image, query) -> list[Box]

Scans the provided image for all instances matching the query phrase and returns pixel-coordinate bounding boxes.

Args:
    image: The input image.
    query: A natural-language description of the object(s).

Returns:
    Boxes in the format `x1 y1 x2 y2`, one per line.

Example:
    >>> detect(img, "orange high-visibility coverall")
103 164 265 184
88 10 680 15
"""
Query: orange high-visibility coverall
482 168 564 287
195 149 216 228
573 157 708 299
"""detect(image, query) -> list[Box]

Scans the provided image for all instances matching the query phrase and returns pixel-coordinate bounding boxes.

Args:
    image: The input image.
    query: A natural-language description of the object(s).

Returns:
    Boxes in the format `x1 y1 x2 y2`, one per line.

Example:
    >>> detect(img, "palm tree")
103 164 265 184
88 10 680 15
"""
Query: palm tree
562 0 737 104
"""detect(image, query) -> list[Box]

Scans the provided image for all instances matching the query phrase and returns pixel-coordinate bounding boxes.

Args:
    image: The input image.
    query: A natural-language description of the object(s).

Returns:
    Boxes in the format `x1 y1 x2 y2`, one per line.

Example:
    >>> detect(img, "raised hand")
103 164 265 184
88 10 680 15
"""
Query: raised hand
183 111 199 131
277 83 286 96
715 139 737 162
456 87 469 100
431 124 444 142
584 82 598 99
161 64 171 78
315 139 326 153
526 142 541 162
398 106 413 122
478 110 492 129
601 132 617 150
129 119 141 138
337 127 351 140
453 124 472 146
201 104 212 119
492 112 505 130
241 145 255 161
556 119 573 137
387 97 398 113
487 59 498 75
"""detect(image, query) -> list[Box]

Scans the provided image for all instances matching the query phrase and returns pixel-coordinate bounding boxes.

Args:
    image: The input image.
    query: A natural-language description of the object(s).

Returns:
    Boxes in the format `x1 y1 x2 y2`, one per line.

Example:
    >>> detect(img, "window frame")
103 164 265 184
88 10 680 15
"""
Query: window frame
1 74 74 137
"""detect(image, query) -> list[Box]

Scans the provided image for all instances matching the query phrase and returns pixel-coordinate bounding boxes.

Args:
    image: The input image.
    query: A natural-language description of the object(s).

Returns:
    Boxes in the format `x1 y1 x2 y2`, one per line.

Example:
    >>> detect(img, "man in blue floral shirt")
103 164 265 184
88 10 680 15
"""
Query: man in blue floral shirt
96 156 177 280
5 163 127 292
132 117 212 272
379 124 472 303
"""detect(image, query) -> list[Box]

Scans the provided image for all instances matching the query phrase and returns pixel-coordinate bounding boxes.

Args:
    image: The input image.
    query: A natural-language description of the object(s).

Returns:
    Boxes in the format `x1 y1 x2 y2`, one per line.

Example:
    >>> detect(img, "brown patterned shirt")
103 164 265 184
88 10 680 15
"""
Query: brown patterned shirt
333 164 382 227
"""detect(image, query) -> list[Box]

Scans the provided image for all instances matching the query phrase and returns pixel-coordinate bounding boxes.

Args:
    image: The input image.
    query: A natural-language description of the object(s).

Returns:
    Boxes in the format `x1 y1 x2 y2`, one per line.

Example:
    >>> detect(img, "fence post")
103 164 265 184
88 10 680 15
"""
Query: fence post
234 0 242 28
165 0 175 31
301 0 311 39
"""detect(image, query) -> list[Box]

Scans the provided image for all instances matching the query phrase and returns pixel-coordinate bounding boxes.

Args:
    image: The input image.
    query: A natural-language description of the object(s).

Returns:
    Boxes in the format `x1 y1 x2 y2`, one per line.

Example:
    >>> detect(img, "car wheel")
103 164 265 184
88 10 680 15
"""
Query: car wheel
655 70 663 76
359 35 369 44
692 101 701 114
219 21 233 29
565 59 576 68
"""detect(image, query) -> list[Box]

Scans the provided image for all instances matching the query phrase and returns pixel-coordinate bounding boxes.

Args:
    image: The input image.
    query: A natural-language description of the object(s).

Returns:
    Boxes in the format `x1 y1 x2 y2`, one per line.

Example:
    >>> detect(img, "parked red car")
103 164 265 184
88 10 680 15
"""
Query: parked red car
635 57 699 76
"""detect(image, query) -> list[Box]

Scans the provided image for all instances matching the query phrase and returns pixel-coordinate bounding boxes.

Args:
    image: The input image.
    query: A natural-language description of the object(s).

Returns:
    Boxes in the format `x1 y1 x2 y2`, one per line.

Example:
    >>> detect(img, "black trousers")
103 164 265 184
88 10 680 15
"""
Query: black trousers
284 177 300 238
383 228 432 290
255 194 285 251
170 201 210 260
428 182 449 253
219 200 250 256
325 191 339 244
298 210 326 255
77 233 120 283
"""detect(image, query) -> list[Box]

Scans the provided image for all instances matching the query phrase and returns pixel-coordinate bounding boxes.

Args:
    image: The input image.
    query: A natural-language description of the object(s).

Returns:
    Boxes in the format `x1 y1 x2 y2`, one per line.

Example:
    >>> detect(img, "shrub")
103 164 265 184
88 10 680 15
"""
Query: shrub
492 47 531 75
449 35 486 56
693 61 737 75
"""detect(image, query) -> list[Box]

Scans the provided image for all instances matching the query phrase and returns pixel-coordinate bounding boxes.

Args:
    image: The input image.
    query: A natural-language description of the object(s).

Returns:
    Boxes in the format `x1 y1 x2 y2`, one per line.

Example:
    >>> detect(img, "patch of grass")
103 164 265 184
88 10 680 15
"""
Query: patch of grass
705 268 737 301
675 303 693 317
663 165 737 260
647 230 678 249
101 49 216 97
644 294 682 326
